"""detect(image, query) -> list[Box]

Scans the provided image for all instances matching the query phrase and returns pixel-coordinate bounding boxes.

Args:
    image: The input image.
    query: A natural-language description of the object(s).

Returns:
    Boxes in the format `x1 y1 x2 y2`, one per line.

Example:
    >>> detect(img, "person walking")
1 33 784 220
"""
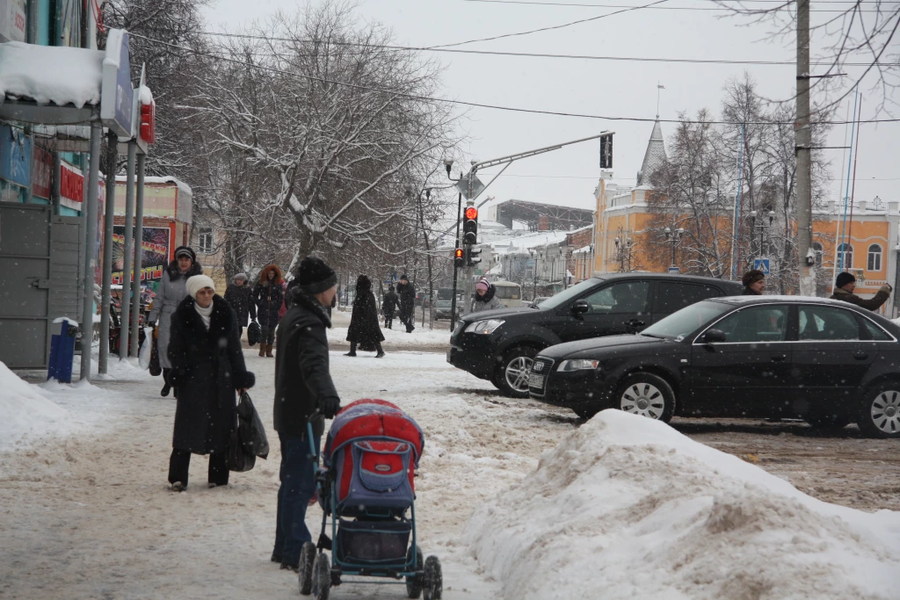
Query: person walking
272 256 341 572
252 264 284 357
147 246 202 397
396 274 416 333
741 270 766 295
346 275 386 358
830 272 892 311
471 278 504 313
382 284 399 329
224 272 255 339
166 275 255 492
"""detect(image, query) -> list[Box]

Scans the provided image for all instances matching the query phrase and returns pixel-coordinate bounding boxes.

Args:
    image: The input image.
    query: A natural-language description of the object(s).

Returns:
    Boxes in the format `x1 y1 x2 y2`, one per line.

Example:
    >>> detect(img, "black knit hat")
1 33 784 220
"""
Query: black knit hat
742 269 765 287
174 246 196 263
400 274 409 281
294 256 337 294
835 271 856 289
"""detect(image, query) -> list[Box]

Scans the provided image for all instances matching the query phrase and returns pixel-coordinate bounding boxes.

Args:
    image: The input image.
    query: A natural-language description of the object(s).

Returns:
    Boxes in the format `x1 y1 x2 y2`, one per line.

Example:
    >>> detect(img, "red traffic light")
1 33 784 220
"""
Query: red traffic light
464 207 478 220
454 248 464 259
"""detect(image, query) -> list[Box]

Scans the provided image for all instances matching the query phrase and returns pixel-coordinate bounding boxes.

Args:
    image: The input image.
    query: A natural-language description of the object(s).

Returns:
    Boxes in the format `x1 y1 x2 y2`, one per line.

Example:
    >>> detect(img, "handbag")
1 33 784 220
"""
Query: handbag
247 321 261 346
227 391 269 472
149 327 162 376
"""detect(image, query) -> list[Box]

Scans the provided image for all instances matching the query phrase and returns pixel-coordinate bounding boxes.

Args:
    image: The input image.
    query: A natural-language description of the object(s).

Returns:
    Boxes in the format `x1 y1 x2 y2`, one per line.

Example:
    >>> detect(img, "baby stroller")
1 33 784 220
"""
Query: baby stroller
299 399 442 600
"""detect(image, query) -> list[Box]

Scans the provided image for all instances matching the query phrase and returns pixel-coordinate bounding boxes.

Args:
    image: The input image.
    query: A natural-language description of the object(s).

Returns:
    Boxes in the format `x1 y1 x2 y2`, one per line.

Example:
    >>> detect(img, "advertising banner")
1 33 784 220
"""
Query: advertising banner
0 0 27 43
111 226 171 300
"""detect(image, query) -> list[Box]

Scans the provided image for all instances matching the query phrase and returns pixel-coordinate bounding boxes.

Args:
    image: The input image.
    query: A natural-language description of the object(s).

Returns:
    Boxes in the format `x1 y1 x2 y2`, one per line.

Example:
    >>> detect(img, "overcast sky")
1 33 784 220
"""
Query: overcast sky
202 0 896 216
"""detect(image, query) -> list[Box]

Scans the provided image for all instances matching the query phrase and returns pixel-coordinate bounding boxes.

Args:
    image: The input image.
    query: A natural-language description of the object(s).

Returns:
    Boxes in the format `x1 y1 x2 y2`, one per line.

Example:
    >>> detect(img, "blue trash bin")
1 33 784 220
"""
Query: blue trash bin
48 320 78 383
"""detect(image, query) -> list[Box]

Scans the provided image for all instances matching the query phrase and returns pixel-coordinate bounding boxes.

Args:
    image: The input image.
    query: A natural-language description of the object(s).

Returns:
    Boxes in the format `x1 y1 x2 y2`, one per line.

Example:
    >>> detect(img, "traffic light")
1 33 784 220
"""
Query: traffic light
467 246 482 267
463 206 478 245
599 133 613 169
454 247 465 269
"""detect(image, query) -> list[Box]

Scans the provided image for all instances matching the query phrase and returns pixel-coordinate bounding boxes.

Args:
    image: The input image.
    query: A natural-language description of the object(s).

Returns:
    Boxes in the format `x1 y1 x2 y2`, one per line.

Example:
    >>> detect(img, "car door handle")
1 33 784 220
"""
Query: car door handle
853 351 869 360
770 354 787 362
625 319 645 327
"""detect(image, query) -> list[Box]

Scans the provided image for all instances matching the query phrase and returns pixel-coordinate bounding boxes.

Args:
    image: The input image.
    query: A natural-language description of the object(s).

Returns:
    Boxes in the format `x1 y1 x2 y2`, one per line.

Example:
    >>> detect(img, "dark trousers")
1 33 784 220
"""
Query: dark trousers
349 341 383 355
384 311 394 329
273 432 320 566
168 449 229 488
261 323 276 346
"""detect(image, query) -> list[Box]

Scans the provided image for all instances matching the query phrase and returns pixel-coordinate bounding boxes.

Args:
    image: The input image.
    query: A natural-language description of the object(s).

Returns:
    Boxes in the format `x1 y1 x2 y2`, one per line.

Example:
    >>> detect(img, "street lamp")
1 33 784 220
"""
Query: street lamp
613 226 633 272
749 210 775 259
663 226 685 270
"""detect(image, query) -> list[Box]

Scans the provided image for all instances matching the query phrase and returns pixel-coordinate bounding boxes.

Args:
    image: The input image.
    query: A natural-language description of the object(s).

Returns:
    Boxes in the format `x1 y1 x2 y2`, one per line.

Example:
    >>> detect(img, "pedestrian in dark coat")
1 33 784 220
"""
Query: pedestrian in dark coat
346 275 386 358
382 284 399 329
741 269 766 295
396 274 416 333
224 272 255 338
252 264 284 357
166 275 255 491
272 256 341 571
148 246 202 397
830 272 892 311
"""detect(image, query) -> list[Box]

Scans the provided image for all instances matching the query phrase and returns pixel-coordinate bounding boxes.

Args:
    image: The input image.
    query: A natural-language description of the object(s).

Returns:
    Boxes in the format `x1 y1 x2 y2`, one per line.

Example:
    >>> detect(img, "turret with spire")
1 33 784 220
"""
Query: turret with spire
636 120 666 187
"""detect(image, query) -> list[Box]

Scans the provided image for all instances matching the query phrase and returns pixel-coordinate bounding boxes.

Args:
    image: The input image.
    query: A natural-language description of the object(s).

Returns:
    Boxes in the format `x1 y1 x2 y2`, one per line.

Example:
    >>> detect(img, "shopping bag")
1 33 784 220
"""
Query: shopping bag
237 391 269 459
149 328 162 376
247 321 261 346
227 429 256 472
138 327 153 369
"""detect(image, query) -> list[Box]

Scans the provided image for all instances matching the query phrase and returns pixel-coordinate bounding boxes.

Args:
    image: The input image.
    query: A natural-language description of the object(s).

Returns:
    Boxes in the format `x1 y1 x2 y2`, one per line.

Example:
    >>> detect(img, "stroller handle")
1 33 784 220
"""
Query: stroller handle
306 415 319 461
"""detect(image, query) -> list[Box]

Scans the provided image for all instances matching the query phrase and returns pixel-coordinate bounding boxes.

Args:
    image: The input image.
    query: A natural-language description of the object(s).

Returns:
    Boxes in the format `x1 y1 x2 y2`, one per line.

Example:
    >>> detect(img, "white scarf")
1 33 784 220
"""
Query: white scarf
194 301 213 330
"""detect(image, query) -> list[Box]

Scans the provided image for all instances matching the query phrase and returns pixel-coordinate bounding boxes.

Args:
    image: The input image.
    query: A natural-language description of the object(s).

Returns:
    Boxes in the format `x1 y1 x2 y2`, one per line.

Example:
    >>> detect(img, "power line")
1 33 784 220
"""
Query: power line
460 0 896 12
186 30 896 68
130 32 900 126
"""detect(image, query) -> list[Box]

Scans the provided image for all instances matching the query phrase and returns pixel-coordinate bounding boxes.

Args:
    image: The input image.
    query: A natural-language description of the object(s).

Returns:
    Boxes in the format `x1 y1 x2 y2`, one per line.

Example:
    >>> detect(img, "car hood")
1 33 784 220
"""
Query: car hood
461 306 537 320
538 334 668 359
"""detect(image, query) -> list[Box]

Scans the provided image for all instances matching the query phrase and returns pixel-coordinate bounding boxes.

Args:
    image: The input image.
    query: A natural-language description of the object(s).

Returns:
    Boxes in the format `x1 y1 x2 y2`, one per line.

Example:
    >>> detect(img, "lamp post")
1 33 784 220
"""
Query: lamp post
613 226 633 272
445 158 463 326
749 210 775 259
529 248 539 300
664 227 685 271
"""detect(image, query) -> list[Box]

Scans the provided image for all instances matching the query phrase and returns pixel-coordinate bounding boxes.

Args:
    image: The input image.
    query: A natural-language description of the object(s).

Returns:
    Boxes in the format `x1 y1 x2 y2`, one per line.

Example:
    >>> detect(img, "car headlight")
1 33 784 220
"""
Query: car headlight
557 359 600 372
464 319 505 335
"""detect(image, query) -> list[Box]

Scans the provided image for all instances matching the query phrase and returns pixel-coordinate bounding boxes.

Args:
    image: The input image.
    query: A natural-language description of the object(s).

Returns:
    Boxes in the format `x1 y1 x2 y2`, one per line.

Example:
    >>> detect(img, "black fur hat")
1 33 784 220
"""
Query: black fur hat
293 256 337 294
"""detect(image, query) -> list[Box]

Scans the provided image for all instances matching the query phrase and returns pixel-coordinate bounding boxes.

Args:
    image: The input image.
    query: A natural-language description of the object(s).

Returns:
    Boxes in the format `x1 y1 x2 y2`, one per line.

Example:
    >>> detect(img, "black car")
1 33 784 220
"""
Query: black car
529 296 900 438
447 273 743 397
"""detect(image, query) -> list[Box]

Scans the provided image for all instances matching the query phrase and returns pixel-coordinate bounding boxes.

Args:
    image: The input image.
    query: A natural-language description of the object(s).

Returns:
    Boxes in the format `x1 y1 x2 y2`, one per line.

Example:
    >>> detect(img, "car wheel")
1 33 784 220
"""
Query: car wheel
858 382 900 438
805 413 851 431
615 373 675 423
494 346 537 398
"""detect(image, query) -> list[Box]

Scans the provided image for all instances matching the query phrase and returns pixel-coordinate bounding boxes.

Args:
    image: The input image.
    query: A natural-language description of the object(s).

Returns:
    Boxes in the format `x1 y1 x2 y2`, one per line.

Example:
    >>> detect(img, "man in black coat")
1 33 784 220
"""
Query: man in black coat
271 256 341 572
830 271 892 311
166 275 255 491
224 272 255 338
382 284 399 329
396 274 416 333
346 275 385 357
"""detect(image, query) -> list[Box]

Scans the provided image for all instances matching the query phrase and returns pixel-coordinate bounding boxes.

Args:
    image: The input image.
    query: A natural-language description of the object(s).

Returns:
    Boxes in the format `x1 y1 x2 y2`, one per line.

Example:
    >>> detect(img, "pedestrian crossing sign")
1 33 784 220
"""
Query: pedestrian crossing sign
754 258 770 274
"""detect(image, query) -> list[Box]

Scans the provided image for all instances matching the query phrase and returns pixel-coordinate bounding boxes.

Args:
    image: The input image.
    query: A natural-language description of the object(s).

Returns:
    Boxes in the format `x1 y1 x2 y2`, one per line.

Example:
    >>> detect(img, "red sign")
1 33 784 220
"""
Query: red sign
33 147 52 199
61 163 84 204
140 100 155 144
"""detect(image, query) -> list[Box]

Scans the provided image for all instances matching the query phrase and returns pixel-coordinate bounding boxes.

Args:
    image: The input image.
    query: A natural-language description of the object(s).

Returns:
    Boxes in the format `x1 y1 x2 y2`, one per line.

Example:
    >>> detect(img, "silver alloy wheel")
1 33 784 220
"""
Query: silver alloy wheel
620 382 666 420
505 356 534 393
870 390 900 434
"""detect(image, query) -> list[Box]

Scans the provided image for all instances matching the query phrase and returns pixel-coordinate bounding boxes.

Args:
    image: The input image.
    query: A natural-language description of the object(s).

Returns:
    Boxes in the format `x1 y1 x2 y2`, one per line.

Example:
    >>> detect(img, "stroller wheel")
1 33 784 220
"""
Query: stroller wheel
423 555 442 600
312 552 331 600
405 545 424 599
298 542 316 595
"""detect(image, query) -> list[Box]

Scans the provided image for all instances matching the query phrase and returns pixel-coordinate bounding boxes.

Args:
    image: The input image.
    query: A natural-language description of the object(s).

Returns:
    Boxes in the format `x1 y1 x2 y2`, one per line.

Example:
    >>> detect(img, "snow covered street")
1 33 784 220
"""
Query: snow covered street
2 337 900 599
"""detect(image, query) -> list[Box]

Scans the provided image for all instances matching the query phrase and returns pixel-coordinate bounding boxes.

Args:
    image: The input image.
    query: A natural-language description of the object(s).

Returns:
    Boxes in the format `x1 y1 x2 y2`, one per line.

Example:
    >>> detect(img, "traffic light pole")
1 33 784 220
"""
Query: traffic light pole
450 191 463 327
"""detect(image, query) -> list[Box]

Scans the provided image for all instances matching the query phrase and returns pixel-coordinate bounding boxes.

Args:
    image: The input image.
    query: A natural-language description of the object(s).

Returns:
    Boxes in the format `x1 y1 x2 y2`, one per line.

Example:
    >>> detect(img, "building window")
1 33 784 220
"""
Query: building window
812 242 823 268
197 228 214 254
867 244 882 272
837 243 853 270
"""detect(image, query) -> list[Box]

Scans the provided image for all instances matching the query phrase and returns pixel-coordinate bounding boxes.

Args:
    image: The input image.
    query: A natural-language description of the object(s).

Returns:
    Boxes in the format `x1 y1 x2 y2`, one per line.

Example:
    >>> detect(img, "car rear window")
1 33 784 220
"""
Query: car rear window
654 282 724 315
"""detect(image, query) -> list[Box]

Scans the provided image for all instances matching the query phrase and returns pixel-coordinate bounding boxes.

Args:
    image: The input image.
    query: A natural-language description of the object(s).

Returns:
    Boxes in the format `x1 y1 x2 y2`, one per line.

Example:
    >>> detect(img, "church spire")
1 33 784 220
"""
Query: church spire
636 120 666 187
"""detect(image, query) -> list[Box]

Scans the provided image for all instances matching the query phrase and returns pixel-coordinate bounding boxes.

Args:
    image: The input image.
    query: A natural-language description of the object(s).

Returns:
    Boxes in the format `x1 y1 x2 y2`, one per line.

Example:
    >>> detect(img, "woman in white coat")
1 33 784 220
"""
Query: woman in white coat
148 246 203 397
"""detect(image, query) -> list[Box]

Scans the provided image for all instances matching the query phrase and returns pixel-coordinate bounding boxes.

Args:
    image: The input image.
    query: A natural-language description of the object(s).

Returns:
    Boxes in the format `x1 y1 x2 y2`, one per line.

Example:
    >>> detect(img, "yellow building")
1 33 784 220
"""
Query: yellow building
591 123 898 316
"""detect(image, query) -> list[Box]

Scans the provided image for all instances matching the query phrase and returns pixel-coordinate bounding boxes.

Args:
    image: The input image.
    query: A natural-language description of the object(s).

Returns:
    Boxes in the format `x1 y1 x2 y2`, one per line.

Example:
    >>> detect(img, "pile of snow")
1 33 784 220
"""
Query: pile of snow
0 362 71 452
327 322 449 348
0 42 104 107
466 410 900 600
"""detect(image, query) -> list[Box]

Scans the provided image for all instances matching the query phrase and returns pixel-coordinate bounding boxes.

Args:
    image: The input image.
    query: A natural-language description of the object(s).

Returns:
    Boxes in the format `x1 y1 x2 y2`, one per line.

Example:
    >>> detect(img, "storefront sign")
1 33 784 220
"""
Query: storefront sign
0 0 27 43
111 225 171 294
100 29 135 138
32 146 52 199
60 162 84 210
0 124 31 187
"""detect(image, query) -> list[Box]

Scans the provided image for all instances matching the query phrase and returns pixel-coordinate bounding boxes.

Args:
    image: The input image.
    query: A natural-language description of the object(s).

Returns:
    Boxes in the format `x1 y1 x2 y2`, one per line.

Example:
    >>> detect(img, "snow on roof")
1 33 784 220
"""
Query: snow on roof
467 409 900 599
0 42 104 108
139 84 153 105
114 175 192 198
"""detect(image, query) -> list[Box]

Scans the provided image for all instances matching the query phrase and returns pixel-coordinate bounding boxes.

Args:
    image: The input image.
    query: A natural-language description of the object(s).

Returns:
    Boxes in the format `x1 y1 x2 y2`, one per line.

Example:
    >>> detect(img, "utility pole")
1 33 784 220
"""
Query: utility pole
796 0 816 296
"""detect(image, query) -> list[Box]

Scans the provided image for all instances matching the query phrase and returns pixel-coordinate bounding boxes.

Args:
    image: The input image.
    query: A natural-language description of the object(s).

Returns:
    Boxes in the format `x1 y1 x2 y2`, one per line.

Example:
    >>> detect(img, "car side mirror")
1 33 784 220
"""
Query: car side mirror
698 329 726 344
571 299 589 318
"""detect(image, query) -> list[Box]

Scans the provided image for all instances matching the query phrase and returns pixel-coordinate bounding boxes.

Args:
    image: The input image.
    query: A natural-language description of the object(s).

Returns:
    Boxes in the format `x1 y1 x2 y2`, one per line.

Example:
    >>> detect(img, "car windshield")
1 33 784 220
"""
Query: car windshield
641 300 731 339
538 278 603 310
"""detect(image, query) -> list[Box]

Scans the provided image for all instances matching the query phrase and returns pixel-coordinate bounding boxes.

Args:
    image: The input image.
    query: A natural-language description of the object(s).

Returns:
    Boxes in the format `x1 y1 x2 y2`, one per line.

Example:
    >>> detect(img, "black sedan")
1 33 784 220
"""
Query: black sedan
529 296 900 438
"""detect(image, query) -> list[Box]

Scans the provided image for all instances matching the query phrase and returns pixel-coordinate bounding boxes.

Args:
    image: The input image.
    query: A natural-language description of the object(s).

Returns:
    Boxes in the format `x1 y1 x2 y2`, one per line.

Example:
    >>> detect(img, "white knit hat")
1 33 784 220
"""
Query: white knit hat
185 275 216 299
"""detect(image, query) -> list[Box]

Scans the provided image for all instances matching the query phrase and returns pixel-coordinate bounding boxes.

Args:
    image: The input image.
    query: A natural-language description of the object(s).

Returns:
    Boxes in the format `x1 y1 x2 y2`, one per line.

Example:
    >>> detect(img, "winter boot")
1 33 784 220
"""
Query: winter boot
265 344 274 358
259 344 266 357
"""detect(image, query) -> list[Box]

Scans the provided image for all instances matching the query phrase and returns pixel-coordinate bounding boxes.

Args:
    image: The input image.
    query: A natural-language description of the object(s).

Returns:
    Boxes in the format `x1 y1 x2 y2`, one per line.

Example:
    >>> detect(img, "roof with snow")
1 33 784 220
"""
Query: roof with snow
636 120 667 186
0 42 104 108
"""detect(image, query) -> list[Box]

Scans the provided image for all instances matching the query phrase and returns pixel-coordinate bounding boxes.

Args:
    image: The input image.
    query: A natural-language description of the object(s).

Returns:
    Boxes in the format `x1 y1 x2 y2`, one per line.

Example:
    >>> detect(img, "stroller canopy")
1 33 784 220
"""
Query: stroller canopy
324 399 424 468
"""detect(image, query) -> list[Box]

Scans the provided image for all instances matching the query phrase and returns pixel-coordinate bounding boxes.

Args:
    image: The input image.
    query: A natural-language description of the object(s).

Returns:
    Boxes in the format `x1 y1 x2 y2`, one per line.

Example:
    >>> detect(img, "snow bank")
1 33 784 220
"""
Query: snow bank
0 42 104 107
466 410 900 600
0 361 71 452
